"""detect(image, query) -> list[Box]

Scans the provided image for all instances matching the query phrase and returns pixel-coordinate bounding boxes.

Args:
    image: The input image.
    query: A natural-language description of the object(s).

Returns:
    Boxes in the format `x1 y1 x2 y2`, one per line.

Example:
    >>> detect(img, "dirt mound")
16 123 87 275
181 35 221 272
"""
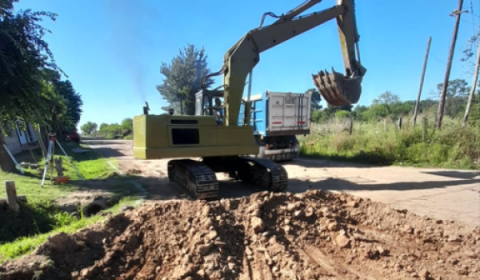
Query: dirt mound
127 168 142 175
1 190 479 280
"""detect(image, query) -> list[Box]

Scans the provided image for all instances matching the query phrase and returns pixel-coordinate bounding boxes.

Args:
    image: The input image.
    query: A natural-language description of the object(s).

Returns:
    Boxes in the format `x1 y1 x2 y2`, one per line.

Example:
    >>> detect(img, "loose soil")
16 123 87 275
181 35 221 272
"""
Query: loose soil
1 190 479 280
84 139 480 227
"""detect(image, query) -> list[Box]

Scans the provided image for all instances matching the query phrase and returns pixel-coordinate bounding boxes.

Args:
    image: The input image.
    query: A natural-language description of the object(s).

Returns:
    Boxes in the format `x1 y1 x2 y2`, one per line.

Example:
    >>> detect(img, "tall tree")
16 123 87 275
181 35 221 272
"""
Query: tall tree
372 91 401 105
0 0 61 171
305 88 322 111
121 117 133 136
156 44 215 115
370 91 402 118
55 80 83 130
434 79 470 117
81 122 98 135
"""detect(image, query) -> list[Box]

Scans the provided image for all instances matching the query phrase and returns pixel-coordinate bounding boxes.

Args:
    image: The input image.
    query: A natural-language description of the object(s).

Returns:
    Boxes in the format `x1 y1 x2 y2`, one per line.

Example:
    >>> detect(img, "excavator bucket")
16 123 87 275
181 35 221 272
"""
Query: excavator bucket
312 67 363 106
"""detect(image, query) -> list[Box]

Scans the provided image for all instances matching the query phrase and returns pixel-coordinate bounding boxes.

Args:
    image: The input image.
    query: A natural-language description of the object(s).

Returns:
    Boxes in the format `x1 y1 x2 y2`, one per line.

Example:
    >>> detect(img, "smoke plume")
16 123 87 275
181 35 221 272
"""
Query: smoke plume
103 0 158 102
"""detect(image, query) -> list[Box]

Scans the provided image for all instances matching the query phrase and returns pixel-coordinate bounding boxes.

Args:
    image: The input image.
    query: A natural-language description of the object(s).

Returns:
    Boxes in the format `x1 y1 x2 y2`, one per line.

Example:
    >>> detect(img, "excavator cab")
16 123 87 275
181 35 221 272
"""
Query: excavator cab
194 90 224 117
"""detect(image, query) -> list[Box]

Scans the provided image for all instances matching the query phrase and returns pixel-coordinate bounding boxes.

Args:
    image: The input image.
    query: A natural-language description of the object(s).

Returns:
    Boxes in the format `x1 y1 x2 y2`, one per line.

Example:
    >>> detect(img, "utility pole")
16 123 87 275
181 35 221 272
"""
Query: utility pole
413 36 432 126
463 41 480 125
436 0 466 129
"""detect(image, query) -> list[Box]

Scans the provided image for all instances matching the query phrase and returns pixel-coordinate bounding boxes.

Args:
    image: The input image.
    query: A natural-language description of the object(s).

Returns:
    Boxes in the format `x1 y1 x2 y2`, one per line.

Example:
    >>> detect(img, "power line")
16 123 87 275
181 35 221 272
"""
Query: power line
431 53 447 65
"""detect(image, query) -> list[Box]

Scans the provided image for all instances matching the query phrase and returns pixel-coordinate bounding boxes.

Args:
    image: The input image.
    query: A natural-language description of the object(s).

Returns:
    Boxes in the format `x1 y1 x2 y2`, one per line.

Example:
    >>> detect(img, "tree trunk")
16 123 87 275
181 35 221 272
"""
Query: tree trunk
0 121 17 172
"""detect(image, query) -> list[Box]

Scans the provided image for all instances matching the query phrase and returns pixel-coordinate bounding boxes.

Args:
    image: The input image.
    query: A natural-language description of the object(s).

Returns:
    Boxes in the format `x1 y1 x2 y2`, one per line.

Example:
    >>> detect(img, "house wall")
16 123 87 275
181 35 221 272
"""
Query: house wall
4 133 22 155
3 121 38 155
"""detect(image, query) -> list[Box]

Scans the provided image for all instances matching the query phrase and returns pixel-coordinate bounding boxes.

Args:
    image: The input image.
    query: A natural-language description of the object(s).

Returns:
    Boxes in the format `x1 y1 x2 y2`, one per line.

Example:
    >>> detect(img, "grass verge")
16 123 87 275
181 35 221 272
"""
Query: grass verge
0 140 145 263
0 194 142 263
299 116 480 170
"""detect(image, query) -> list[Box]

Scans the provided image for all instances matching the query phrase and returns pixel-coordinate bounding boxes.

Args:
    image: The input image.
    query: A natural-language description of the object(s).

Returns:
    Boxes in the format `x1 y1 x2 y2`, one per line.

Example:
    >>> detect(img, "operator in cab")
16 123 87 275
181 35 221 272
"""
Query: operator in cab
212 97 224 125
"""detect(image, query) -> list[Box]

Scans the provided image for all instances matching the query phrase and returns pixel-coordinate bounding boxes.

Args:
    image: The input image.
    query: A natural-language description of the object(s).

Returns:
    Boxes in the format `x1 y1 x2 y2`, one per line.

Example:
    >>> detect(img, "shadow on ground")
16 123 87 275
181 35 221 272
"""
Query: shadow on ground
282 157 376 169
64 172 480 204
298 151 395 167
82 139 132 146
421 170 480 180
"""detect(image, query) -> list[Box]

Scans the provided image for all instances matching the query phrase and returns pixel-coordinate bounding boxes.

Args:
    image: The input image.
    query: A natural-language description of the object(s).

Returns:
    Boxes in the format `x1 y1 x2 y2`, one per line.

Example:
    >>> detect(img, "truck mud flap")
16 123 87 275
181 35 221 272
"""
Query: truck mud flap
312 68 363 106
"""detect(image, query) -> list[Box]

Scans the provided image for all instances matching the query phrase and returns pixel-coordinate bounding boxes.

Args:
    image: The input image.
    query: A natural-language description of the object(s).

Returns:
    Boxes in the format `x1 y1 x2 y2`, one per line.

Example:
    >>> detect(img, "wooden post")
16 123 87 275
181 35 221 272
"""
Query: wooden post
463 40 480 126
49 140 55 182
436 0 466 129
5 181 19 212
348 118 353 135
54 157 64 177
413 36 432 126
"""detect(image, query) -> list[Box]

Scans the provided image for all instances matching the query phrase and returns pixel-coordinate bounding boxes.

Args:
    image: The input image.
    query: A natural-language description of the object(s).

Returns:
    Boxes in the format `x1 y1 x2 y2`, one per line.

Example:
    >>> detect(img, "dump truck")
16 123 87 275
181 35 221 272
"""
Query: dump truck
238 90 312 161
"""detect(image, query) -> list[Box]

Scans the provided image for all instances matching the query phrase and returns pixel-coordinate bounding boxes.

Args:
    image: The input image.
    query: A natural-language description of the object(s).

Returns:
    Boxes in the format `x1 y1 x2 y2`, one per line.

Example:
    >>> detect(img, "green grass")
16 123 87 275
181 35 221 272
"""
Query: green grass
0 141 145 263
33 142 115 180
0 194 142 263
299 115 480 170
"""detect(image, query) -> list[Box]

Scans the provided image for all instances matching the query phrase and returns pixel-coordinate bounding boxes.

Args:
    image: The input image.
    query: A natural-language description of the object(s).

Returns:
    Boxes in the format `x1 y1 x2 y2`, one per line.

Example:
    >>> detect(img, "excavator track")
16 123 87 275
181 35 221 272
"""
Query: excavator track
167 159 219 200
168 156 288 201
312 68 363 106
237 156 289 192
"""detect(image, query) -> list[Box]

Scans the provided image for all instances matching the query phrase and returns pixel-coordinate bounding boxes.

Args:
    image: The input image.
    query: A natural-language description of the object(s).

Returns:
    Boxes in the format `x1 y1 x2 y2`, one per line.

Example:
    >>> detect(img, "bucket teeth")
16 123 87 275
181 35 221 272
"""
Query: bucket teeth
312 68 363 106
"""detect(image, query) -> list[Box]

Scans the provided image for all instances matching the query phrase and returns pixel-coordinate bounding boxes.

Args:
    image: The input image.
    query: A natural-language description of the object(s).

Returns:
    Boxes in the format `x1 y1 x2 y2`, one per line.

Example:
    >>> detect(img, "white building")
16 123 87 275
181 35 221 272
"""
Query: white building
3 121 38 155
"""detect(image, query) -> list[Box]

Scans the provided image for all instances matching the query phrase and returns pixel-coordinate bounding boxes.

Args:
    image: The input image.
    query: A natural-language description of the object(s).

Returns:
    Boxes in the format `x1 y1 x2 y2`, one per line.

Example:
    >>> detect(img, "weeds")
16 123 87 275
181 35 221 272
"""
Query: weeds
299 114 480 169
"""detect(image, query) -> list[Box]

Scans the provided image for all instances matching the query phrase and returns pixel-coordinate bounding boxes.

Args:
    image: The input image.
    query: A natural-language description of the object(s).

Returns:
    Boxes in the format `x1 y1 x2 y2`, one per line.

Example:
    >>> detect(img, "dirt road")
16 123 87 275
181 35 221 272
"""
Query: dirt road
83 139 480 229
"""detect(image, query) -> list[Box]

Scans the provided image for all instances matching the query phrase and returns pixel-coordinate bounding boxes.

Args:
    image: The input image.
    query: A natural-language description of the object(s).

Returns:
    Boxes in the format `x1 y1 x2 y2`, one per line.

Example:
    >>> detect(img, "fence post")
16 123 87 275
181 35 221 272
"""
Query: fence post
349 118 353 135
5 180 19 212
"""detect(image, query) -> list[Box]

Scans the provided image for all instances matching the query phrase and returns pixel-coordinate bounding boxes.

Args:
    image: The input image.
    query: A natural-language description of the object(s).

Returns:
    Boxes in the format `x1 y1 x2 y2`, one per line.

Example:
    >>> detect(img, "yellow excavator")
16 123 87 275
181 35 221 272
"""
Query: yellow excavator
133 0 366 200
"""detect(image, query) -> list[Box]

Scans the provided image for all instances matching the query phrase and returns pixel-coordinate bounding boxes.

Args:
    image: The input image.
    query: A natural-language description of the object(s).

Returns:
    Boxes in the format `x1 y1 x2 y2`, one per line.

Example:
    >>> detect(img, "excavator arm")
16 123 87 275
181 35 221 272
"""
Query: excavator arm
202 0 366 127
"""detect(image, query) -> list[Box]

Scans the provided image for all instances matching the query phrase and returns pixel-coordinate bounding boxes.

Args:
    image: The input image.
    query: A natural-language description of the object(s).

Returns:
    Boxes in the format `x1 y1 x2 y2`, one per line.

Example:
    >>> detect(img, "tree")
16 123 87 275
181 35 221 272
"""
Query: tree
370 91 402 118
121 118 133 136
335 110 351 119
121 118 133 131
99 123 109 131
305 88 322 111
0 0 61 171
353 105 368 121
81 122 98 135
372 91 401 106
156 44 215 115
54 79 83 130
434 79 469 117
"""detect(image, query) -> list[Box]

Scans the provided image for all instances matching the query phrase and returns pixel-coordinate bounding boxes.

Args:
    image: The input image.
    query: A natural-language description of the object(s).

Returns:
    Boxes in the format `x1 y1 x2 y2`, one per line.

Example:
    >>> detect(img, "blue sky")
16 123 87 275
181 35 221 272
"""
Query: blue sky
14 0 480 129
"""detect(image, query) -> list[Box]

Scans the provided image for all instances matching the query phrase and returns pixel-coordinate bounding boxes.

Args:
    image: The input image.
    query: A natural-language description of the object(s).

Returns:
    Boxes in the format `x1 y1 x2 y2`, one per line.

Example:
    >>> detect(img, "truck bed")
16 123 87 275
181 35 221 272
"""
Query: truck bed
239 90 312 137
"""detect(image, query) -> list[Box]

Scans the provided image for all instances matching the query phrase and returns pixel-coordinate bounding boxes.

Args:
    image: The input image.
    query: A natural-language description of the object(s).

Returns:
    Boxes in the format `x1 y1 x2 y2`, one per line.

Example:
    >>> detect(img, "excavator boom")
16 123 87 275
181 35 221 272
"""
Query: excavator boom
207 0 366 126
